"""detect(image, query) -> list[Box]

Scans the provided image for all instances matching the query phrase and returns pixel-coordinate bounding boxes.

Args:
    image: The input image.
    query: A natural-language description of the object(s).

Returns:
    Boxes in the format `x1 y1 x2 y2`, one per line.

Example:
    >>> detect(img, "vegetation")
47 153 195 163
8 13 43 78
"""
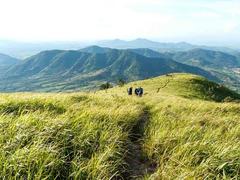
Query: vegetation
0 93 143 179
117 79 126 87
99 82 113 90
1 73 240 179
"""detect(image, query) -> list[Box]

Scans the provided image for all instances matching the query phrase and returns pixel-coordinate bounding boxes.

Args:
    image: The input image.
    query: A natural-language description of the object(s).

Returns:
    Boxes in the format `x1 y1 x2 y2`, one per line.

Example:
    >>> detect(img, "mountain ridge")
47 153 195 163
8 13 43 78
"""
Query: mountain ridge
0 47 217 92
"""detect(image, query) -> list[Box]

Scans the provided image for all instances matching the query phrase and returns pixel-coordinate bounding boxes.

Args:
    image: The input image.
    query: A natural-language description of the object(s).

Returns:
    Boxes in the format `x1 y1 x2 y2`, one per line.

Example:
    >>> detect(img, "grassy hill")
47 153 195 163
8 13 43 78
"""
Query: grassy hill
0 73 240 179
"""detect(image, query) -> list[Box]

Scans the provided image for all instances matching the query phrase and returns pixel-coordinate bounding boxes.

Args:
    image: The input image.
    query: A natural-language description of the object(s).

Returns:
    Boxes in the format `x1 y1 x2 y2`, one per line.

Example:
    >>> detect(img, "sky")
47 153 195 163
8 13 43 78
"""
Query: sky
0 0 240 46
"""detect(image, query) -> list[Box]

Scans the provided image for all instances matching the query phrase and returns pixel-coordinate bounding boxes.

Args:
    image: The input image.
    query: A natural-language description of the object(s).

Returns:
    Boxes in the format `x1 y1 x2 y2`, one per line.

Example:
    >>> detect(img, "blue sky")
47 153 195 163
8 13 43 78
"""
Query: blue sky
0 0 239 46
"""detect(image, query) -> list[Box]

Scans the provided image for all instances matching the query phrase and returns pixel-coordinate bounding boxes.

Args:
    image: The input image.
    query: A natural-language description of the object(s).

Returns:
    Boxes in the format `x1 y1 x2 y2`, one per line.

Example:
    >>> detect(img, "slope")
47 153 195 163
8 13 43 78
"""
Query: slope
103 73 240 179
0 53 20 75
1 73 240 179
0 53 19 66
168 48 240 68
110 73 240 102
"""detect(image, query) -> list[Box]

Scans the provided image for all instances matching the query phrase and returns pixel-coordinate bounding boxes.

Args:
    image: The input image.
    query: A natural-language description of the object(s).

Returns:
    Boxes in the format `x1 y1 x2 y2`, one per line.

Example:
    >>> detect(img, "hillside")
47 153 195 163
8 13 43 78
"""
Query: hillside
0 47 216 92
0 53 19 66
164 49 240 92
122 73 240 102
1 73 240 179
168 48 240 68
0 53 20 74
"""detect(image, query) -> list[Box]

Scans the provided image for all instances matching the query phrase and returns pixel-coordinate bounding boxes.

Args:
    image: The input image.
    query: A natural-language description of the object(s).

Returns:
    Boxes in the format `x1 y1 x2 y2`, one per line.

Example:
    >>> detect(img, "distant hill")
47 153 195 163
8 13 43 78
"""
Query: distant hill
79 45 112 54
0 53 20 75
96 38 239 54
97 38 196 51
0 53 19 66
0 47 217 92
80 46 166 58
0 38 239 58
127 48 166 58
167 48 240 68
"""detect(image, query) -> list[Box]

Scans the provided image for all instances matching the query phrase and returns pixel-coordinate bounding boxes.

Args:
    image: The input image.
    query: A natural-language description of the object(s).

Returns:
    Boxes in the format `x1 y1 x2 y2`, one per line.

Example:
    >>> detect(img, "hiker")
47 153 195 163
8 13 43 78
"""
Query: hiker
138 87 143 97
134 88 139 96
127 87 133 95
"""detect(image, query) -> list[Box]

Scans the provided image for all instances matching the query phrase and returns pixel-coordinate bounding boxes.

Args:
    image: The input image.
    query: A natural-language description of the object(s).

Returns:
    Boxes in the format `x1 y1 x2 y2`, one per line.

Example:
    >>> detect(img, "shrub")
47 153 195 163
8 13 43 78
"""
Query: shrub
99 82 113 90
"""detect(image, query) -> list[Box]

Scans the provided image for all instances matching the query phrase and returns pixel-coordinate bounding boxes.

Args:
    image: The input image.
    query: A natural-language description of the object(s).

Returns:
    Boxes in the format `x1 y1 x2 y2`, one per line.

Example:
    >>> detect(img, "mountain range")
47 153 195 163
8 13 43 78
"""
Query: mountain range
96 38 239 55
1 38 239 59
1 38 240 92
0 46 217 92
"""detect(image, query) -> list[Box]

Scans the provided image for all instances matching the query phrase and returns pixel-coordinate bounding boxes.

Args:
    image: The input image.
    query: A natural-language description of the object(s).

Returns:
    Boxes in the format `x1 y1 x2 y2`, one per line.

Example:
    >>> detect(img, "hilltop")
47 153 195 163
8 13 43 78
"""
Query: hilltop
116 73 240 102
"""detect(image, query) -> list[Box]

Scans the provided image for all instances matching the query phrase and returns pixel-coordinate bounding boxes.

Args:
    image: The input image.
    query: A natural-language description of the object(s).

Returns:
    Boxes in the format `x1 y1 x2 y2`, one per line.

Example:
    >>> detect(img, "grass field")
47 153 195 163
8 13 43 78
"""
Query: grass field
1 73 240 179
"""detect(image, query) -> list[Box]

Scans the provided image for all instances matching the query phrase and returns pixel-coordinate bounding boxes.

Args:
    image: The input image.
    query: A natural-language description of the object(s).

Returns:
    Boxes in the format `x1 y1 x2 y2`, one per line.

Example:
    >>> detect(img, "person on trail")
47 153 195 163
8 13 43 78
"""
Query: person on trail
138 87 143 97
127 87 133 95
134 88 139 96
136 87 143 97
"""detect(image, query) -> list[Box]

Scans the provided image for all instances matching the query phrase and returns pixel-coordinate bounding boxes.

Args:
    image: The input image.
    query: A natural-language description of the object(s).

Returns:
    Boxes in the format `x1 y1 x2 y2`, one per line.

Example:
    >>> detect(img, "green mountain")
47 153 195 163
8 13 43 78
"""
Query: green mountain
79 45 112 54
0 47 217 92
168 48 240 68
126 48 166 58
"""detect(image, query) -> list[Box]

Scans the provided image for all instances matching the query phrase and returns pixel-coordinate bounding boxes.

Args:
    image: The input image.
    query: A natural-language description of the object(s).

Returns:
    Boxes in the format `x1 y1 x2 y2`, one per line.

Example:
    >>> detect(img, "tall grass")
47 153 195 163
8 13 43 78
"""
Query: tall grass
142 96 240 179
0 93 143 179
1 73 240 179
105 73 240 179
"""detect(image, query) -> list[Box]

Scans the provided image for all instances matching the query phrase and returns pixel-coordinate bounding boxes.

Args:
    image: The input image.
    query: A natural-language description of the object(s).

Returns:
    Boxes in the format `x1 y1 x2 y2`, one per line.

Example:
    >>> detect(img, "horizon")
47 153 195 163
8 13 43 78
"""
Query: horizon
0 38 239 49
0 0 240 47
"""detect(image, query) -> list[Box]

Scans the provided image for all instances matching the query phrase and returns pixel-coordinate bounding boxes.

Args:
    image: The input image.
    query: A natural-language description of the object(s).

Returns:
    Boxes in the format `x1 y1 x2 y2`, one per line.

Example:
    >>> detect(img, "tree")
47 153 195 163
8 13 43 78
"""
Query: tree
117 79 126 87
99 82 113 90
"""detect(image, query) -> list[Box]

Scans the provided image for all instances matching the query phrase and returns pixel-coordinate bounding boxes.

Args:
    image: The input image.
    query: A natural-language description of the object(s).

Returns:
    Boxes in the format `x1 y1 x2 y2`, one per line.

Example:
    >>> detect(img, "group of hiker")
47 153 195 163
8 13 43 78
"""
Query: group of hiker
127 87 144 97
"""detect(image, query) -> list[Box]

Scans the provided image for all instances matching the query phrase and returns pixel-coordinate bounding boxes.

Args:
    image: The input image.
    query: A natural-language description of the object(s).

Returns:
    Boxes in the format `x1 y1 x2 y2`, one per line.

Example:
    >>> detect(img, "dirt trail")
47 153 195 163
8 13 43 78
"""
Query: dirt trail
157 75 174 93
124 107 157 179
